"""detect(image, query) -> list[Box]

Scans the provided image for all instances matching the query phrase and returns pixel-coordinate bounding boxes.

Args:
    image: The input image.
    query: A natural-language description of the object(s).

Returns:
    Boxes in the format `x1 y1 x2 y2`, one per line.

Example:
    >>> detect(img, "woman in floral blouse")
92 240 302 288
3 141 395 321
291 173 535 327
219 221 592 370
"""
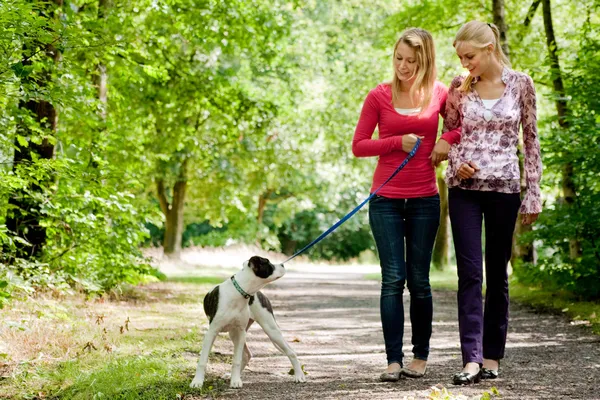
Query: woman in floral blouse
435 21 542 385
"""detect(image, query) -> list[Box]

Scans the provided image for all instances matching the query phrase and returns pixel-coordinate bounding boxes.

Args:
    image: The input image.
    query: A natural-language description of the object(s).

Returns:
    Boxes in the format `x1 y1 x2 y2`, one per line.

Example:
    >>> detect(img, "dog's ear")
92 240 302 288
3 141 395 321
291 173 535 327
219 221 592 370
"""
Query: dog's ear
249 256 275 279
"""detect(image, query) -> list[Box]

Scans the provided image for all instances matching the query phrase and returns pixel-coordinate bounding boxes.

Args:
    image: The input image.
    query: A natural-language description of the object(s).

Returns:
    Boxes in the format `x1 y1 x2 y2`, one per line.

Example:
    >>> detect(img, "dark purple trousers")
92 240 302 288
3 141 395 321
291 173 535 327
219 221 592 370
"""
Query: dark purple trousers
448 187 521 366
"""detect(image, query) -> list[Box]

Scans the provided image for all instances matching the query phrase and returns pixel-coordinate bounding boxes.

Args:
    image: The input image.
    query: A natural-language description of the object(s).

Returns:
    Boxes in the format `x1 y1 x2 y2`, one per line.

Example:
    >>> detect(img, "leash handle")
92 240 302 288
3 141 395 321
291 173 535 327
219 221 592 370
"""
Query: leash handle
282 139 421 264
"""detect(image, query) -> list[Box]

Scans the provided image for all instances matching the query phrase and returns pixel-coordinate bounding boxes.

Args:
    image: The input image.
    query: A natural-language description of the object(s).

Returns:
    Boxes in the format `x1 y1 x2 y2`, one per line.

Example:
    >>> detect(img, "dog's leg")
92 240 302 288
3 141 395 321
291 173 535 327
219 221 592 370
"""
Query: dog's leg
241 342 252 371
190 326 218 388
242 319 254 371
255 311 306 383
221 319 254 380
228 328 246 388
220 342 251 381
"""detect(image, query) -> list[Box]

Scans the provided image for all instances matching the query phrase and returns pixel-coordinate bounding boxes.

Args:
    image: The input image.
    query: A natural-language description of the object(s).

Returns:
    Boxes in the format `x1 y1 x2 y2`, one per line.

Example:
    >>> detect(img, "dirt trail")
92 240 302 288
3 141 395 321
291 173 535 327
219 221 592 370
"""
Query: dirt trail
196 266 600 400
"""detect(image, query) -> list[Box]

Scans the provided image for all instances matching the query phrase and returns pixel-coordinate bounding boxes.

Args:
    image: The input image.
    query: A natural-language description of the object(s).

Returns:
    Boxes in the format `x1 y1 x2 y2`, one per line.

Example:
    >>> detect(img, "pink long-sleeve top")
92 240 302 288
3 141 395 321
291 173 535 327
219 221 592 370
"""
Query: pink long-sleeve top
352 81 454 198
442 67 542 214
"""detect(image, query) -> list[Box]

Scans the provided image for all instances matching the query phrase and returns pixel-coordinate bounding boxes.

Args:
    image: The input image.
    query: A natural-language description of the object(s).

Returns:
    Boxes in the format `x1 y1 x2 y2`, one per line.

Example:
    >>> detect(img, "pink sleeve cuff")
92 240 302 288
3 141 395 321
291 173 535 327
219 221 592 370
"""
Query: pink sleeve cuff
519 182 542 214
441 127 461 145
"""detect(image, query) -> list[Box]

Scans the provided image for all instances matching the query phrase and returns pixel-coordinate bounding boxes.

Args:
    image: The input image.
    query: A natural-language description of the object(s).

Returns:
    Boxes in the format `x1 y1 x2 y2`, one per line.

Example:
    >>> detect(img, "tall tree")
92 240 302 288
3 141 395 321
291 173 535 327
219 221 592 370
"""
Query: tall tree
5 0 63 259
493 0 537 266
541 0 580 259
157 159 188 258
432 173 449 269
117 0 296 258
492 0 510 58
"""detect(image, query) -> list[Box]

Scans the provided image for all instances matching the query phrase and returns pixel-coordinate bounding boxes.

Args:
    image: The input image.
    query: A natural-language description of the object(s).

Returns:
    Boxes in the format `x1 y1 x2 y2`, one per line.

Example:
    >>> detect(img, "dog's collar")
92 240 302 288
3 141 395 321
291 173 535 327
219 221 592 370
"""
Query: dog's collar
230 276 252 299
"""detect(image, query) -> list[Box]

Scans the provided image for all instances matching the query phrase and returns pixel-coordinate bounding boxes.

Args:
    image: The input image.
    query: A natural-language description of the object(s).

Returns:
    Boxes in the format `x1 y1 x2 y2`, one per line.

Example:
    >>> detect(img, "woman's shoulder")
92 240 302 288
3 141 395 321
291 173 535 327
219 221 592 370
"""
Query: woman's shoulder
449 75 466 88
374 82 392 95
366 83 391 101
433 80 448 93
506 68 534 85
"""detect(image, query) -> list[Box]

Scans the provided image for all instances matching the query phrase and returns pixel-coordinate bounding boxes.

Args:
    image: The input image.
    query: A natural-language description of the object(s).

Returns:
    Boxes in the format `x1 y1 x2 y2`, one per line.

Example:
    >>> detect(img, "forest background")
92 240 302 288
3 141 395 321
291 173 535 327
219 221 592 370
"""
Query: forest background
1 0 599 306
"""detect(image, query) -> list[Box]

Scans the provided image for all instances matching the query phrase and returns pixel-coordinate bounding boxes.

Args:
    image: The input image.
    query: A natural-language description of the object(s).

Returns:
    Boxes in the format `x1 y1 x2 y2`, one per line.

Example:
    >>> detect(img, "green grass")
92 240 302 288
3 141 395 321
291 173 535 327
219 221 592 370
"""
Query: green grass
509 283 600 335
167 275 225 285
9 355 227 400
0 276 230 399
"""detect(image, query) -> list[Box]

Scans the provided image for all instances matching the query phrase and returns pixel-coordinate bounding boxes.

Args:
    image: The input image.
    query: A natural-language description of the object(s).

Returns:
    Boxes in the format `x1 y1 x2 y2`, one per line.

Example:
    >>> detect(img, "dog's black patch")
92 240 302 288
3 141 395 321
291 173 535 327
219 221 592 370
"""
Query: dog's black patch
249 256 275 279
248 291 274 315
203 286 219 323
257 291 274 315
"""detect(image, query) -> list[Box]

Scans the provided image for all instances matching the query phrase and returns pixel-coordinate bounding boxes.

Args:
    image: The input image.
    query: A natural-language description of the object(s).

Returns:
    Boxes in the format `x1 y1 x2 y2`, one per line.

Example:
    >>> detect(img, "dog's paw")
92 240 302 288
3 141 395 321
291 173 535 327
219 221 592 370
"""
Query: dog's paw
189 377 204 389
220 372 231 380
229 377 243 389
294 373 307 383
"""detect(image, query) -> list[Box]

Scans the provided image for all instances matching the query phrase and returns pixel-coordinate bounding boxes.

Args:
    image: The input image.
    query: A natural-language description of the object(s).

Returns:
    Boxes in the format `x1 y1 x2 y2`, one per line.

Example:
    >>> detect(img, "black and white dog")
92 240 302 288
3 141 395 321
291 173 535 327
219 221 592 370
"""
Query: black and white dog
190 256 306 389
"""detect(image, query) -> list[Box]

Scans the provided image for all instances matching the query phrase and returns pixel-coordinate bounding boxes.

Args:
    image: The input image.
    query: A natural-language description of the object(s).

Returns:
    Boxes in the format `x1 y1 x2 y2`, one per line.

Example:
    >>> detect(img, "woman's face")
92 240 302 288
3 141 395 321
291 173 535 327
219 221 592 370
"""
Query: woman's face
394 42 418 83
455 41 492 77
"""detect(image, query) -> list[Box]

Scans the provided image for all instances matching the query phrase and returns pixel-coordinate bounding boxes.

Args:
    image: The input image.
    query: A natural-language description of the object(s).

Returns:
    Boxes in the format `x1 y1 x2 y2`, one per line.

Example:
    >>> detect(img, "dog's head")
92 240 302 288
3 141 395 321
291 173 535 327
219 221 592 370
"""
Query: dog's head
244 256 285 282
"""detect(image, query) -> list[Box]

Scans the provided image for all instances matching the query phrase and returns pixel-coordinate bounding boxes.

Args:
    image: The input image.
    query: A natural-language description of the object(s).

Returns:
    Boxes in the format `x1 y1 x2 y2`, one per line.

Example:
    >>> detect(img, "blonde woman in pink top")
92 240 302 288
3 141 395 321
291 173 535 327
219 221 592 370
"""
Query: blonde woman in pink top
353 28 459 382
438 21 542 385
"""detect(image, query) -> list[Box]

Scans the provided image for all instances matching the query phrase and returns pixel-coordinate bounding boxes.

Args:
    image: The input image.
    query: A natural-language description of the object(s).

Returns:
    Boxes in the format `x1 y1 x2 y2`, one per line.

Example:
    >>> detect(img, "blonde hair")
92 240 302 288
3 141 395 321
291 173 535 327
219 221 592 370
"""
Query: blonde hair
390 28 436 111
453 21 511 92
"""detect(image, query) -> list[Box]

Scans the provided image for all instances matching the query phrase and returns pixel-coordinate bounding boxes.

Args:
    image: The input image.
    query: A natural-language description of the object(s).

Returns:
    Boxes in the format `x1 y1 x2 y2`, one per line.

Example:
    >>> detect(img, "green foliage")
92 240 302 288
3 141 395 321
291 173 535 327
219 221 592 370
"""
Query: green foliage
146 221 228 248
270 205 374 261
515 17 600 299
0 0 599 300
0 1 163 296
0 279 10 309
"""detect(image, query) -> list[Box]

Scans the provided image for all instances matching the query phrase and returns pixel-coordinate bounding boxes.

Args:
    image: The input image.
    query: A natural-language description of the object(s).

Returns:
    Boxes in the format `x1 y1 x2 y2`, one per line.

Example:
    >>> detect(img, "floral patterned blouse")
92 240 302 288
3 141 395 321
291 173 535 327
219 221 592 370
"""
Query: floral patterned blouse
440 67 542 214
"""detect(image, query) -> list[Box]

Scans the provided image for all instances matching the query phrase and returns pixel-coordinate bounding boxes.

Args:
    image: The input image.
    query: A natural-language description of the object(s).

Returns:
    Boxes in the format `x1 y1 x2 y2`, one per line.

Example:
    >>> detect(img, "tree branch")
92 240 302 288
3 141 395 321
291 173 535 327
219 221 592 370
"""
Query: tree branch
524 0 541 28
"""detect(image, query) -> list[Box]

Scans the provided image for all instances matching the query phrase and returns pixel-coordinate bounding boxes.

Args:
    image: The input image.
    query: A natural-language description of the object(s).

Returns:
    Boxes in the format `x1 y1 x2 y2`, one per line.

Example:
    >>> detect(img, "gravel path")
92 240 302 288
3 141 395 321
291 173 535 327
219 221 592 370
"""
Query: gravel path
194 267 600 400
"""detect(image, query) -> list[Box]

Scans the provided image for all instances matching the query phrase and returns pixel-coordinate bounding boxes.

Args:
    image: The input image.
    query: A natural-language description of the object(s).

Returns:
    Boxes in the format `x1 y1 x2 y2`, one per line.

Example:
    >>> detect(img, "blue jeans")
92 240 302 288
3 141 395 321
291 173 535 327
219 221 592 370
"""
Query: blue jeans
368 194 440 366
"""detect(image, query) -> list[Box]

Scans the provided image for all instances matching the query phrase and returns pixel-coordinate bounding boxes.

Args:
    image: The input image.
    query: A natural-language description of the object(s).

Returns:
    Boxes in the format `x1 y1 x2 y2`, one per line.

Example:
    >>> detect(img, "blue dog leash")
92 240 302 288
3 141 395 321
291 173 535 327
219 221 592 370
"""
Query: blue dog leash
282 139 422 264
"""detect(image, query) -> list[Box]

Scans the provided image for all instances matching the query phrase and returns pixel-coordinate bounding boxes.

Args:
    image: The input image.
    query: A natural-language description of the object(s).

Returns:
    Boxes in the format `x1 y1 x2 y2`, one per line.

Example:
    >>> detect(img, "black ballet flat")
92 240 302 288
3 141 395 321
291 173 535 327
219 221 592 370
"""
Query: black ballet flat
452 369 482 385
481 367 499 379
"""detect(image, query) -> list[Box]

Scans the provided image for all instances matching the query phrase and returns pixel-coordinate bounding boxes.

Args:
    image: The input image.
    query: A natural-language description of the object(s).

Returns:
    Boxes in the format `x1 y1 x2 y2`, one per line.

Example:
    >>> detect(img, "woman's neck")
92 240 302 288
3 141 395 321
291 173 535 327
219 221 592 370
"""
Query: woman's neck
399 80 414 92
479 61 504 83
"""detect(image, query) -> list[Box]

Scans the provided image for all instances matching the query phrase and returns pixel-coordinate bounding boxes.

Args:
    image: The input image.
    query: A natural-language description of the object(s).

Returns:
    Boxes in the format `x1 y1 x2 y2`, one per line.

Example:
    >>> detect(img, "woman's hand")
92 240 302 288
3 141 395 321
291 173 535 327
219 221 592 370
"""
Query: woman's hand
402 134 425 153
457 161 479 180
431 139 451 167
521 213 539 225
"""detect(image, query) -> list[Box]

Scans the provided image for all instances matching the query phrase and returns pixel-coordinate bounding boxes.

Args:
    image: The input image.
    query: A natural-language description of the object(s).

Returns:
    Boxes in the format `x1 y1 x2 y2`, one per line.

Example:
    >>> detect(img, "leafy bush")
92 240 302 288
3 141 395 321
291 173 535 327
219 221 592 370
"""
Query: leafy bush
515 36 600 299
270 207 374 261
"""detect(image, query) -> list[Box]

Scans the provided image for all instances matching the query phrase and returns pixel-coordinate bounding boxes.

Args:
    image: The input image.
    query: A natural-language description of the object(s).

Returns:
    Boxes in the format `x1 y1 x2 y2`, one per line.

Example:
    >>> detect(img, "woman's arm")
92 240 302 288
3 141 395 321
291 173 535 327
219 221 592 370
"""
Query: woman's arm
519 74 543 217
352 90 403 157
431 81 461 166
440 77 463 145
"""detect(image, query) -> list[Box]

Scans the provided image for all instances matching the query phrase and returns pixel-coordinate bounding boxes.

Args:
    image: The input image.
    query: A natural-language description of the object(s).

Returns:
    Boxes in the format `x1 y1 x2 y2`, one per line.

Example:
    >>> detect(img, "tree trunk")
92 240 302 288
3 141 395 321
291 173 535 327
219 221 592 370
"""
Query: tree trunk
157 159 188 259
6 102 57 258
5 0 62 259
87 0 109 168
523 0 541 29
512 151 535 266
96 0 109 113
432 174 449 269
491 0 537 266
492 0 510 58
541 0 581 258
257 190 272 225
